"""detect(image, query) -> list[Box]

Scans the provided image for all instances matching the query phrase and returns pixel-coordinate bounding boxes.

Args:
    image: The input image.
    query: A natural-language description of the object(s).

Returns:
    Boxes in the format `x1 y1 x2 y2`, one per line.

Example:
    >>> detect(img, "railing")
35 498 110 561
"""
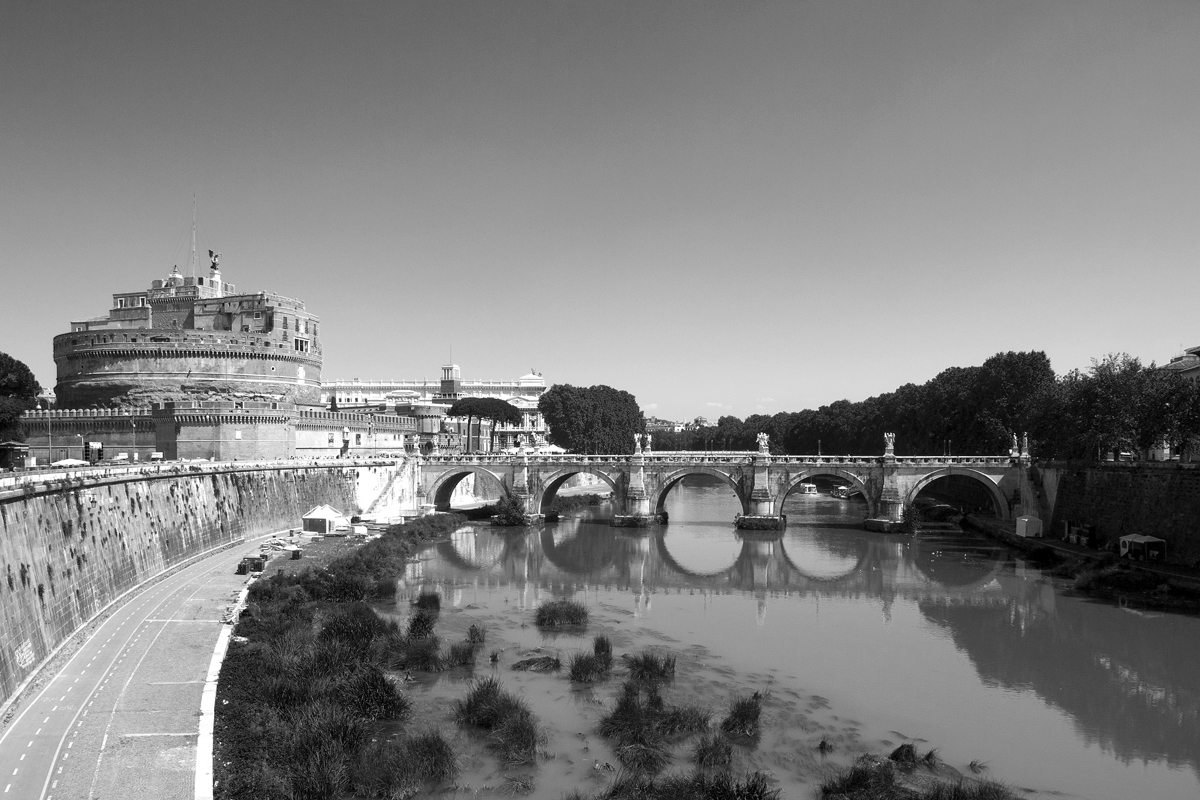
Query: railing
419 452 1015 467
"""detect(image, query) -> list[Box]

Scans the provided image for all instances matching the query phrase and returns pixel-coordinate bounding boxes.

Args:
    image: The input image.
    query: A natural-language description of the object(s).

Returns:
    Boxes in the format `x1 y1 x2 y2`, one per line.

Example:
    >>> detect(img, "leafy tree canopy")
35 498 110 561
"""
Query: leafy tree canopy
0 351 40 442
447 397 523 426
538 384 644 454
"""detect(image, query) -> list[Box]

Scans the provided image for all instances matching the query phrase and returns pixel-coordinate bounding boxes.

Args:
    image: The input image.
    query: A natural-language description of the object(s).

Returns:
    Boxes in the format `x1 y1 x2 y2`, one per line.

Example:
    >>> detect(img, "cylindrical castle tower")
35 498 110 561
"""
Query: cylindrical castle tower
54 257 323 408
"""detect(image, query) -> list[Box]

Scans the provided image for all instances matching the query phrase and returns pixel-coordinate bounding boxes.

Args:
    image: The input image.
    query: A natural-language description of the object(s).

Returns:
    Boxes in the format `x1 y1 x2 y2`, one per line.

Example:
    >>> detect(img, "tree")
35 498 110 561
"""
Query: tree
446 397 523 453
537 384 644 454
0 352 40 442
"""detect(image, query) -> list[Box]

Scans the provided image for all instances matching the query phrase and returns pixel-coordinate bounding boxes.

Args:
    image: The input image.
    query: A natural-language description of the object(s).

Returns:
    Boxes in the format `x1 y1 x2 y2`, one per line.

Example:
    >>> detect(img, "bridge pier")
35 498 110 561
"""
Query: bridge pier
737 450 786 530
613 452 666 526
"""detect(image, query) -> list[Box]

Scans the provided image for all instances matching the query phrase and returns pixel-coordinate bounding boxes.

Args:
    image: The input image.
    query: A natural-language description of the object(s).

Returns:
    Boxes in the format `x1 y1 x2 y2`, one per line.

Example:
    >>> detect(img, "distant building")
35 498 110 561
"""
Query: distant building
55 257 322 409
323 365 549 453
1165 346 1200 381
23 255 416 464
646 417 685 433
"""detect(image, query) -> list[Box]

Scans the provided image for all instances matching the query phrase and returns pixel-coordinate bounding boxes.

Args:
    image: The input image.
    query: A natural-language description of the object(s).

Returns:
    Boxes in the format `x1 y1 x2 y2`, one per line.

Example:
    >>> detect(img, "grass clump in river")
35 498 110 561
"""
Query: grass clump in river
693 731 734 770
454 677 543 763
351 732 457 798
623 649 675 682
819 753 1017 800
567 770 781 799
570 636 616 682
536 599 589 627
413 590 441 611
598 681 711 775
720 691 764 739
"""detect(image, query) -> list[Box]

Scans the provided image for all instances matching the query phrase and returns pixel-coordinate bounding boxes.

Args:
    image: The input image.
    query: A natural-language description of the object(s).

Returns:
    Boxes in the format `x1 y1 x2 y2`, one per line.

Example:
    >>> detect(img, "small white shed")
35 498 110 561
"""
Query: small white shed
302 504 348 534
1015 516 1043 538
1119 534 1166 562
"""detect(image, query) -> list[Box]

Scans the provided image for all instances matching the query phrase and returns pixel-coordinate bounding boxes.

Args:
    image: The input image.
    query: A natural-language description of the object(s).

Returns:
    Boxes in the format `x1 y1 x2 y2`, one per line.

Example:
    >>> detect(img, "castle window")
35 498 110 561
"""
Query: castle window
117 298 126 308
327 432 335 444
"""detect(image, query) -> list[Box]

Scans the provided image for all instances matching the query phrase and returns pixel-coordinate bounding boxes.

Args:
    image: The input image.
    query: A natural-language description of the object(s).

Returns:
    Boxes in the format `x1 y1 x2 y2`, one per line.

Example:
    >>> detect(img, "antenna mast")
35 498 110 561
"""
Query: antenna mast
189 194 197 277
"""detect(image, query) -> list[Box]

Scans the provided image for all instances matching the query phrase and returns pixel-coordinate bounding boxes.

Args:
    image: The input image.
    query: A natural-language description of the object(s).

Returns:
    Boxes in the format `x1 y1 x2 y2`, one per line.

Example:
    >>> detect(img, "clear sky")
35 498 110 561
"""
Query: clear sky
2 1 1197 421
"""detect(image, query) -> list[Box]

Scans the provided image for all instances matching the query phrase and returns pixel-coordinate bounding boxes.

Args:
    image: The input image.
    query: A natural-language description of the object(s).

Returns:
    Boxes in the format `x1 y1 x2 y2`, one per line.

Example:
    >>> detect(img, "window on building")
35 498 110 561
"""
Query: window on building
117 298 126 308
327 432 334 444
235 430 242 440
253 311 261 319
355 433 362 446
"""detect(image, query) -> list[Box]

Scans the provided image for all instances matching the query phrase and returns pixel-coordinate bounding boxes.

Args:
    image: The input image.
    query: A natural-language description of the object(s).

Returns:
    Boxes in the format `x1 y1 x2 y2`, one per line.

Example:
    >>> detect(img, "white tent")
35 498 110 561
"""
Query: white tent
301 504 349 534
51 458 90 467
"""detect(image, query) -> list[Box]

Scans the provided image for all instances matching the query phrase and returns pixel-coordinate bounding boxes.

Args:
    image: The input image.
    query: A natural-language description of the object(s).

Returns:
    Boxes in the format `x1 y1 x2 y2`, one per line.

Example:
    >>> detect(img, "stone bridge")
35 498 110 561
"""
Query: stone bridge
419 443 1033 528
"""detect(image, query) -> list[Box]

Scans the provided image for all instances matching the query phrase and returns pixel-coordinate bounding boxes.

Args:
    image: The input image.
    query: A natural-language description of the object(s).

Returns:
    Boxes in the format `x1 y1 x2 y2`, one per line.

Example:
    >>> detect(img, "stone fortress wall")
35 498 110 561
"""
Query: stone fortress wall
0 459 411 707
53 315 322 408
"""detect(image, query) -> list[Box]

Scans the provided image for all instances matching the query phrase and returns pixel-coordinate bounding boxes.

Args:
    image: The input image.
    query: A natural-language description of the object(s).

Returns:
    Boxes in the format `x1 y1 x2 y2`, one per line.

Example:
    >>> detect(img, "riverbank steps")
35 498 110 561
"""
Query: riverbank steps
0 461 407 708
213 513 464 799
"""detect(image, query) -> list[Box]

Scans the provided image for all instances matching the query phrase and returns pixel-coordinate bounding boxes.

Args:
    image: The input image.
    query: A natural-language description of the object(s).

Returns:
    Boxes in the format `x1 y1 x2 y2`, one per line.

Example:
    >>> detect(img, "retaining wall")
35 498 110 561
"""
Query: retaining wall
1039 463 1200 566
0 460 405 704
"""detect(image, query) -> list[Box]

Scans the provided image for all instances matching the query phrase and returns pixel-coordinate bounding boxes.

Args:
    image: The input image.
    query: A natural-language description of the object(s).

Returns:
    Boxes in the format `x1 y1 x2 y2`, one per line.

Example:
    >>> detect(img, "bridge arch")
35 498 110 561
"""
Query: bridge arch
654 467 749 515
536 467 620 514
428 467 510 511
775 469 875 517
905 467 1009 520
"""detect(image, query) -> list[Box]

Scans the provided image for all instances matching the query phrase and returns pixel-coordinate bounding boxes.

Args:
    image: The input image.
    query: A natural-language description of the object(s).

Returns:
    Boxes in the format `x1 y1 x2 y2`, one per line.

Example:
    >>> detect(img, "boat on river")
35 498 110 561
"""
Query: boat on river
797 482 818 495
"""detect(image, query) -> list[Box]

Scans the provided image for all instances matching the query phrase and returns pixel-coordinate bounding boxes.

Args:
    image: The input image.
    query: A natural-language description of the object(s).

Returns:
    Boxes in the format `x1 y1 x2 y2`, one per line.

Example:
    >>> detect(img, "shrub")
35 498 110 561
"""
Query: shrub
337 666 410 721
443 640 478 666
694 731 733 770
467 624 487 644
598 681 709 775
413 591 441 611
407 609 437 639
454 678 542 764
492 495 527 526
598 770 781 799
569 653 609 683
535 599 589 627
623 650 676 682
351 732 457 798
593 634 613 666
720 692 763 739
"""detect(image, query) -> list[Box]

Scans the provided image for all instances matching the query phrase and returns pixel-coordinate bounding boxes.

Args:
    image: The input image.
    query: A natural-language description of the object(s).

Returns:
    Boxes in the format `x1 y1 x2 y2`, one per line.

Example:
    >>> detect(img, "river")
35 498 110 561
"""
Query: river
383 477 1200 799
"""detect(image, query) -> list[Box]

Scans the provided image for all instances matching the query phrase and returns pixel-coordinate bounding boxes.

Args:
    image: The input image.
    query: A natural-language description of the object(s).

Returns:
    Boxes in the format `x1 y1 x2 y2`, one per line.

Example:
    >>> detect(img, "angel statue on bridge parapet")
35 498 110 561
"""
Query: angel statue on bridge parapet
884 432 895 454
757 432 770 454
634 433 643 453
644 432 652 453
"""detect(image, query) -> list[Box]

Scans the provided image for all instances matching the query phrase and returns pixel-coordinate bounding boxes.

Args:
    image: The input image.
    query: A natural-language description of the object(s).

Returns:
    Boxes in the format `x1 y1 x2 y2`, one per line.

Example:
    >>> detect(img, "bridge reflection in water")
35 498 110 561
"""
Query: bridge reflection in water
402 513 1024 613
397 495 1200 792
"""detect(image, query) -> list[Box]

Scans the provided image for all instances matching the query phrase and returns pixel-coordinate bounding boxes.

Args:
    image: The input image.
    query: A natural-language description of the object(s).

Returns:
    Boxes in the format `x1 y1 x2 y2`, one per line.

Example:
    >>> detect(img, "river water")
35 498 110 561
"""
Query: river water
383 478 1200 799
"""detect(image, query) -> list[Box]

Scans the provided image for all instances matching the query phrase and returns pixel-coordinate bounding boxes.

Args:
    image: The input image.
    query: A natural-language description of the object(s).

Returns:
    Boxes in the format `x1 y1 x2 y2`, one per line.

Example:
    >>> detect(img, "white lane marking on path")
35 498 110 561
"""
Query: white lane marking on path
122 732 197 737
86 569 229 800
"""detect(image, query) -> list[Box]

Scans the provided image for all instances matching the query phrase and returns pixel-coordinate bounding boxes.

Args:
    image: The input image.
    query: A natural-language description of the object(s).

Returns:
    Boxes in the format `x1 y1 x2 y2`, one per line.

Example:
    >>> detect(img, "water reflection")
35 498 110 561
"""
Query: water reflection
396 484 1200 796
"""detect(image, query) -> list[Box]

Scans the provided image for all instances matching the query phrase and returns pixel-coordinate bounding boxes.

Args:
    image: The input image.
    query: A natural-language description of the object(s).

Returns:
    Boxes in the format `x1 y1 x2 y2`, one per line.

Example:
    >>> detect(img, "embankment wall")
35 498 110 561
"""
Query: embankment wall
1038 463 1200 566
0 460 405 705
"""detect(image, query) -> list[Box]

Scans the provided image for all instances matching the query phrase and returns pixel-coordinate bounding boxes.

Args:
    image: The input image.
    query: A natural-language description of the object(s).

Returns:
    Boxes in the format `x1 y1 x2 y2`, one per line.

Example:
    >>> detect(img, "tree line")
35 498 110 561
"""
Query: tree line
648 351 1200 461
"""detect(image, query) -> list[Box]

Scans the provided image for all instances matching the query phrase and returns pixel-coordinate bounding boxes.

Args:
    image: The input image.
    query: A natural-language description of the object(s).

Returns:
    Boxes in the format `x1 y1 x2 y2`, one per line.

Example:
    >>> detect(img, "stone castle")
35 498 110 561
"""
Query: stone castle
23 254 418 463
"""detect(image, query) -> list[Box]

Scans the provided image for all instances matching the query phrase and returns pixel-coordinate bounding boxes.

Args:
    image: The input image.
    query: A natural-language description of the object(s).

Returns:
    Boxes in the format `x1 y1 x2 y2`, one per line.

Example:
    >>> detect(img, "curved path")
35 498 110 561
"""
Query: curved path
0 537 269 800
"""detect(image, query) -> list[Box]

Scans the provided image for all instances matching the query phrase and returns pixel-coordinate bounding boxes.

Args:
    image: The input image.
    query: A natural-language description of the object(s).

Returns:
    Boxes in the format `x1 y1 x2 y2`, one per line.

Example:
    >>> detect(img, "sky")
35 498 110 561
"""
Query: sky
2 0 1198 422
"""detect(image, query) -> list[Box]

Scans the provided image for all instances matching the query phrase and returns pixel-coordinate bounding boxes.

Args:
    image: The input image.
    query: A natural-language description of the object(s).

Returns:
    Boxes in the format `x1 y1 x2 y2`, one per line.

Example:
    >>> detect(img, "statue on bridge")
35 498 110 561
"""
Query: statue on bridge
757 432 770 454
1011 432 1019 457
884 432 895 455
634 433 643 454
644 432 652 453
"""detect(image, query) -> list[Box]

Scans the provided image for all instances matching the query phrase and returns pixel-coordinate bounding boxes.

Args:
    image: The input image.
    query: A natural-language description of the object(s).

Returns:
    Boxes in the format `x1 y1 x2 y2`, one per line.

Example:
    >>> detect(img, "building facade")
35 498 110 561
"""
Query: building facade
323 365 549 453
